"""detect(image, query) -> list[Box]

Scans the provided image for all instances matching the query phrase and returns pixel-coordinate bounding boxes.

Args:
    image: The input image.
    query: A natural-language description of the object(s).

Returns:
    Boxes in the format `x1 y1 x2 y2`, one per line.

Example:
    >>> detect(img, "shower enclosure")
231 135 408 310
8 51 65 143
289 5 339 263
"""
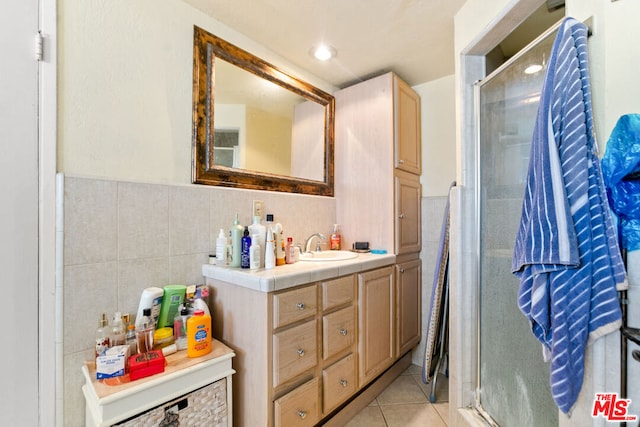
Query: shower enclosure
474 26 559 426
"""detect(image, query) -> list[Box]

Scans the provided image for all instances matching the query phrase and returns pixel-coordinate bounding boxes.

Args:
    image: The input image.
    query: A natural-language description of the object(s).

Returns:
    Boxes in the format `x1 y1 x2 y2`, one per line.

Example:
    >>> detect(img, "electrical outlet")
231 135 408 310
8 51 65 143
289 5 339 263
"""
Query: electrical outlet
252 200 264 219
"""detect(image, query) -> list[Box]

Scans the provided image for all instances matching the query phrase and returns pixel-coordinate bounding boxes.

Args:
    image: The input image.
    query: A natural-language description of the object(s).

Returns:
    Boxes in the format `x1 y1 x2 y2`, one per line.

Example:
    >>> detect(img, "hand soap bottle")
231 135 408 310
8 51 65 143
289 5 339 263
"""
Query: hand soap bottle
248 216 266 268
330 224 342 250
230 213 244 267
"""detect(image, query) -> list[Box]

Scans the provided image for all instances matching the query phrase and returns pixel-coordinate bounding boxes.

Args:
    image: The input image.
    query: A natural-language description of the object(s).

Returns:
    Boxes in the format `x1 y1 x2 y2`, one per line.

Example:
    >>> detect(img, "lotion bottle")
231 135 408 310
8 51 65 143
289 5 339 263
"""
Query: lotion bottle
250 234 261 270
265 227 276 269
248 216 266 267
285 237 295 264
274 222 286 266
215 228 227 266
230 213 244 267
241 227 251 269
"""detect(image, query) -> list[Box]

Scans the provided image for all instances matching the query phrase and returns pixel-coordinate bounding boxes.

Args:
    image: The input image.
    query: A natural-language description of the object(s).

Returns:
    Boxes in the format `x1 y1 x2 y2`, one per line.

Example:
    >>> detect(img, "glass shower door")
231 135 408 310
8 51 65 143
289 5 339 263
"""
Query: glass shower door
476 28 559 426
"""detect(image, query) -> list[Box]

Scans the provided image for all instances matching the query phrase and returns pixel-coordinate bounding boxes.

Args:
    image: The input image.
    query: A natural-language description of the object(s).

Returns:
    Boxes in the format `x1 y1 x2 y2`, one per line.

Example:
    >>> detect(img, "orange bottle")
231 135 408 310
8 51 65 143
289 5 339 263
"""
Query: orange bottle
330 224 341 250
187 309 212 357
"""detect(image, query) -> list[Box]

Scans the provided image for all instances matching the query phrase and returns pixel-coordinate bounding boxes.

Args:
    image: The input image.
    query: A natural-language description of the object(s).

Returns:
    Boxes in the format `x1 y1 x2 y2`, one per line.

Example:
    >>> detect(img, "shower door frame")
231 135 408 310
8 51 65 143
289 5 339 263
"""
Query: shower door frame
471 17 568 427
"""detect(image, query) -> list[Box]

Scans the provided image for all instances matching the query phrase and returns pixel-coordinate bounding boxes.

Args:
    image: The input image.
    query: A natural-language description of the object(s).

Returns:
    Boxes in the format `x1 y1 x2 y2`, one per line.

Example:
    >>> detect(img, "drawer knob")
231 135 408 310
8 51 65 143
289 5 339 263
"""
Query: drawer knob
297 348 305 357
399 267 405 273
296 302 305 310
399 213 405 219
339 328 348 336
340 379 348 387
298 410 307 419
399 159 405 164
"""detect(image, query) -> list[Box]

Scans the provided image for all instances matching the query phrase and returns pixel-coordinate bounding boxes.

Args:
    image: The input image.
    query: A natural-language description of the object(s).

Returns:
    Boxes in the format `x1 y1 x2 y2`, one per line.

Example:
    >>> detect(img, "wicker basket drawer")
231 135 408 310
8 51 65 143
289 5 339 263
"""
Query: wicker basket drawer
113 378 228 426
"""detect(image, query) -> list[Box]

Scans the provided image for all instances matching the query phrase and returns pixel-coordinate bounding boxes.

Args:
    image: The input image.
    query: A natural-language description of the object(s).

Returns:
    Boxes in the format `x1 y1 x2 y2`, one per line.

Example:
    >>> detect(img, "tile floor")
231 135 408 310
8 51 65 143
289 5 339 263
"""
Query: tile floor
344 364 449 427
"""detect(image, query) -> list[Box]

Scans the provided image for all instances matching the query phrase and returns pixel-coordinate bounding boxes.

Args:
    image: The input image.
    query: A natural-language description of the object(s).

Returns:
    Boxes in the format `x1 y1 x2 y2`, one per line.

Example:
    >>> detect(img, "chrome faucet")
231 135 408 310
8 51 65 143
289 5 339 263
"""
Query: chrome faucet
304 233 325 253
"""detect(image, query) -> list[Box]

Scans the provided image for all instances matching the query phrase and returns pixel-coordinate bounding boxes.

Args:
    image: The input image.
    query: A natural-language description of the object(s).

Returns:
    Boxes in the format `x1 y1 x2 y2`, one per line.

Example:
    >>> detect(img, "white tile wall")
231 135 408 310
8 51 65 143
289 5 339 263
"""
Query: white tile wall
62 176 336 426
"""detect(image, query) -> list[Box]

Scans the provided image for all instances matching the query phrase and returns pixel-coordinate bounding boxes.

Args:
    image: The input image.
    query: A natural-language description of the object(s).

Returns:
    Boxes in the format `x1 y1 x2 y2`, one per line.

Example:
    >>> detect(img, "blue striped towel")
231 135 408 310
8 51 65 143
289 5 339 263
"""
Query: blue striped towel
511 17 627 415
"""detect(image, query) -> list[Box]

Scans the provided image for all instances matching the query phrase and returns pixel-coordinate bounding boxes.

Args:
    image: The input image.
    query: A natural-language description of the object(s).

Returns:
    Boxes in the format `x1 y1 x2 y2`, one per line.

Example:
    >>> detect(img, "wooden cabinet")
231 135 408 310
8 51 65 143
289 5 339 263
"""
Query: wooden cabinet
357 266 395 388
396 258 422 356
335 72 422 373
394 76 422 175
335 71 421 255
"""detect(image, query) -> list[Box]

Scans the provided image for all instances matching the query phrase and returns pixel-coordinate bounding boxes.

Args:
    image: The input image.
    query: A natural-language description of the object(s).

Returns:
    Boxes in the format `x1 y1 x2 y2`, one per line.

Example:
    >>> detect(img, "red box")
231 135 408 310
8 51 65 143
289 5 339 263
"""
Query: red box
128 350 166 381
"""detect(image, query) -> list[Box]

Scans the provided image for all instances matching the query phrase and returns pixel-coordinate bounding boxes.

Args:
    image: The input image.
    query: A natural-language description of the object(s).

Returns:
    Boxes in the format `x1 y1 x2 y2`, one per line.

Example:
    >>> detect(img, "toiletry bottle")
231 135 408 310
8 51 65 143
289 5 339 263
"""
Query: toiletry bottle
250 234 261 270
330 224 342 250
265 227 276 269
274 222 286 266
241 226 251 269
173 305 189 351
109 312 126 346
285 237 295 264
230 213 244 267
216 228 227 266
125 323 137 355
187 309 212 358
135 308 154 354
95 313 110 364
157 285 186 329
135 287 163 329
191 285 211 316
248 216 266 267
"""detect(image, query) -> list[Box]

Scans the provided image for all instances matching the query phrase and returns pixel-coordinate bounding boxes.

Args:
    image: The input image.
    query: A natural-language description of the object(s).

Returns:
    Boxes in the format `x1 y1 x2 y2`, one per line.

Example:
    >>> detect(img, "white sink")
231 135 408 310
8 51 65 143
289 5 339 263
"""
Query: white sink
299 250 358 262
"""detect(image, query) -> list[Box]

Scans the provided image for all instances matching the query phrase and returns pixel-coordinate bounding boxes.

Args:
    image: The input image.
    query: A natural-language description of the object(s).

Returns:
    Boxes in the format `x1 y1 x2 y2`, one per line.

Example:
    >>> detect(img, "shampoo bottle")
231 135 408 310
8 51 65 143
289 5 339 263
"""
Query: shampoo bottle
250 234 261 270
248 216 266 267
241 227 251 269
230 213 244 267
215 228 227 266
187 309 212 358
157 285 186 329
265 227 276 269
135 287 163 329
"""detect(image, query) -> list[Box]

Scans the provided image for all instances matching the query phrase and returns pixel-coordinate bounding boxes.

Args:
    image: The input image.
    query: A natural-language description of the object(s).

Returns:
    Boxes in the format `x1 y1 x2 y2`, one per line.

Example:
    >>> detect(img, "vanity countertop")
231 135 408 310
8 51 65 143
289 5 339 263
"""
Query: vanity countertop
202 252 396 292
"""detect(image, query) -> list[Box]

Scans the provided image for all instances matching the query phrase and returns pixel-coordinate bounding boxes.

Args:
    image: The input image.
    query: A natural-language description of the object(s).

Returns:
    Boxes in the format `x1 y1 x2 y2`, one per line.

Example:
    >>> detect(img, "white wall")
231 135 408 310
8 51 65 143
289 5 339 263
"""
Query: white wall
414 75 457 197
58 0 335 184
451 0 640 426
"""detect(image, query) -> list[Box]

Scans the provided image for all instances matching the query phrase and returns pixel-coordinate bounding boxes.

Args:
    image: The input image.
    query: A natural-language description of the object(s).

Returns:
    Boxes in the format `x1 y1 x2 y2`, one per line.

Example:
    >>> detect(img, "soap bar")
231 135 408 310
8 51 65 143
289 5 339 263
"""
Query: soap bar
128 350 166 381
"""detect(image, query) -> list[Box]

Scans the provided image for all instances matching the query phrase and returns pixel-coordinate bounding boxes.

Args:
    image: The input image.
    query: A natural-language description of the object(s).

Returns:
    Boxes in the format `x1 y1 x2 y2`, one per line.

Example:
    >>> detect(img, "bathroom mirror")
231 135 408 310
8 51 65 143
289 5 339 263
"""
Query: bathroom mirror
192 26 335 196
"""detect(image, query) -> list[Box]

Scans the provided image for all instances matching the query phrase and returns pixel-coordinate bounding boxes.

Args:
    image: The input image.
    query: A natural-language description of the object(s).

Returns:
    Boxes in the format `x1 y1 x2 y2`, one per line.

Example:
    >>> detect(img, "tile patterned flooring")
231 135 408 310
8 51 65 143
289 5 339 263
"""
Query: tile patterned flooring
344 365 449 427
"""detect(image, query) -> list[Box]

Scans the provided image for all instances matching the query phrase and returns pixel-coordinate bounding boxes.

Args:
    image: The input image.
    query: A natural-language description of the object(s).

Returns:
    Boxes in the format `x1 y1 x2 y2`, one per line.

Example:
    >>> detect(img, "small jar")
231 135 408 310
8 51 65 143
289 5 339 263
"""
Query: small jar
152 327 175 350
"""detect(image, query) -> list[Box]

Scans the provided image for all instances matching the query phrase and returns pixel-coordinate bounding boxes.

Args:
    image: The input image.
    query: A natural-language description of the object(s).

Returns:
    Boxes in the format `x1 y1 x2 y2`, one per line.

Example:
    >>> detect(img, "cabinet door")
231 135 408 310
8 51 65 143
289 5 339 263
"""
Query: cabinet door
357 267 395 388
394 76 421 175
395 172 421 254
396 259 422 356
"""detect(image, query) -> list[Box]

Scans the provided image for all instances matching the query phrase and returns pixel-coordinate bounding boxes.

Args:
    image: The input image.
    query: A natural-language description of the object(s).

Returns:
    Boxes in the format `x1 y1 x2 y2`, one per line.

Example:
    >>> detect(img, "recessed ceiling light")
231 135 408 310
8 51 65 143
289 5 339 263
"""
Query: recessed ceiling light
524 64 543 74
310 44 336 61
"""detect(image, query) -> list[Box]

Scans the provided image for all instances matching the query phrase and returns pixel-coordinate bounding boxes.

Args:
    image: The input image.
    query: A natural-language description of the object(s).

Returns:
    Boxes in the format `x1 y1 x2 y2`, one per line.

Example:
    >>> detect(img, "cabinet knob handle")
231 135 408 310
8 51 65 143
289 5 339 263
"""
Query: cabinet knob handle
399 267 405 273
399 159 405 164
340 379 348 387
297 348 305 357
298 410 307 419
296 302 305 310
399 213 405 219
339 328 348 336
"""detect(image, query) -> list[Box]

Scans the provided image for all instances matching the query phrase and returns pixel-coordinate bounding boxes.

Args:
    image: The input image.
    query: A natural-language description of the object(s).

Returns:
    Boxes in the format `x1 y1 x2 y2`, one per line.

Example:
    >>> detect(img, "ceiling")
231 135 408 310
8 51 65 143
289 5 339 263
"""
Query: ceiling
181 0 467 88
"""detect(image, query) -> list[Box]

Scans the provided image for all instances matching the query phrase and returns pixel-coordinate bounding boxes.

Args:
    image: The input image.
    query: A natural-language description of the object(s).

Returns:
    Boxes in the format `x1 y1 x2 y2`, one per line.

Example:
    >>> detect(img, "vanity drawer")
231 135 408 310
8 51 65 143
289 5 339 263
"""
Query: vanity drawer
273 284 317 329
322 353 356 414
322 305 355 360
321 275 354 311
274 377 319 427
273 320 317 387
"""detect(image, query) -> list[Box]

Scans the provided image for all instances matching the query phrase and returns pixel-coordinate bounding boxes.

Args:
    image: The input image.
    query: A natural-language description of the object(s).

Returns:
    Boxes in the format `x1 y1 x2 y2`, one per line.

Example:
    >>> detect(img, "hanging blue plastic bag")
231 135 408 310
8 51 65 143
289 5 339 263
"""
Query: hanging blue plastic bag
601 114 640 251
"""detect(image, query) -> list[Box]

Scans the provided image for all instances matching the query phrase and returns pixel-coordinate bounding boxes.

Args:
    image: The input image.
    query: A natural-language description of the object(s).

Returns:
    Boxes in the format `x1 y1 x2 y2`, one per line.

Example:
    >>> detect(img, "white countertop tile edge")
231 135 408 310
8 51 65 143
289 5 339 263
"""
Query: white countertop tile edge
202 253 396 292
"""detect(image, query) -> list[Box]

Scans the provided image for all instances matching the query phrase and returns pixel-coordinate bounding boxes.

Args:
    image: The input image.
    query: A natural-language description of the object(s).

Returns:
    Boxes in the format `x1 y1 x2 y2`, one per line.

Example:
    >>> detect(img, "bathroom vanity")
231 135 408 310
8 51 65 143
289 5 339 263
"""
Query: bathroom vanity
203 252 419 427
81 340 235 427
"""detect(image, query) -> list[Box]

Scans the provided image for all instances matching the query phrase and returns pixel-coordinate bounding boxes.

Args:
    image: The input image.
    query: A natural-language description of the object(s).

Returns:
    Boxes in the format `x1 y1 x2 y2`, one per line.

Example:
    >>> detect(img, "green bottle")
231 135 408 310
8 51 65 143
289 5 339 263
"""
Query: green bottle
230 213 244 267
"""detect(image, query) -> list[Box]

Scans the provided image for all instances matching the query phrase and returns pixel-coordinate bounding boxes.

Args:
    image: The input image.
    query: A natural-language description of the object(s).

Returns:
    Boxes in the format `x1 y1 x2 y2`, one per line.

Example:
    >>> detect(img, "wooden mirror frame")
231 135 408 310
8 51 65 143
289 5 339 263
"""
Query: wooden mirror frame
192 26 335 196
